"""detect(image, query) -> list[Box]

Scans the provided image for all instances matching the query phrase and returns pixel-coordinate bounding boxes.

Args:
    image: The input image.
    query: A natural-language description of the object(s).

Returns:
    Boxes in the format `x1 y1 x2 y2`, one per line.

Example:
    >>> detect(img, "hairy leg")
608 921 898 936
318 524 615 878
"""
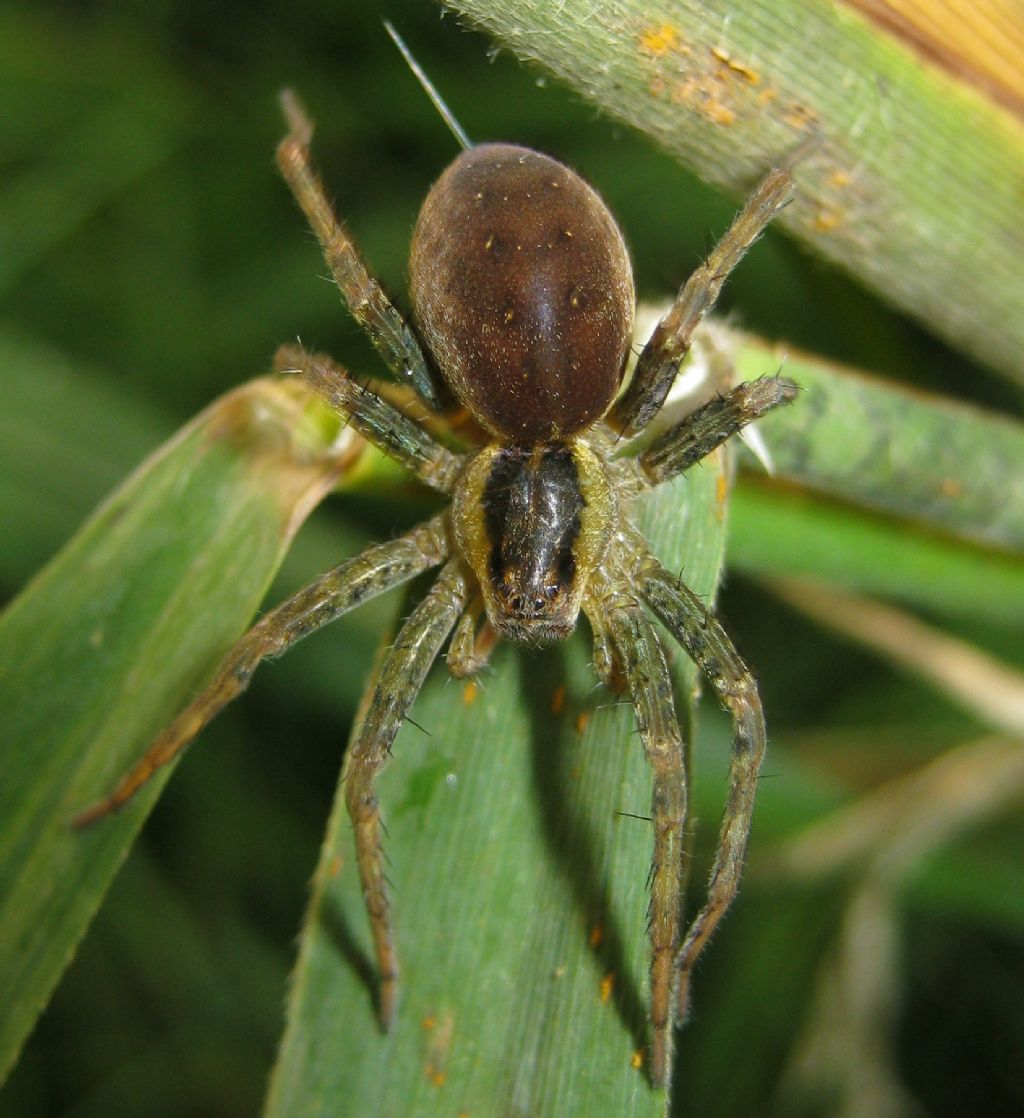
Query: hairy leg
586 566 687 1088
612 168 793 435
73 516 449 827
276 91 443 409
344 558 470 1024
632 541 766 1025
638 375 798 485
276 344 462 493
445 596 499 678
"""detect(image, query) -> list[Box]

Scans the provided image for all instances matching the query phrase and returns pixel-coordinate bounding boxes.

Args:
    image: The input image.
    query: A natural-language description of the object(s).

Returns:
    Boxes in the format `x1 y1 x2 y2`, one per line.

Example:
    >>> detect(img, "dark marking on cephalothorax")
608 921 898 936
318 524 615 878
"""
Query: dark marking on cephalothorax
482 445 584 616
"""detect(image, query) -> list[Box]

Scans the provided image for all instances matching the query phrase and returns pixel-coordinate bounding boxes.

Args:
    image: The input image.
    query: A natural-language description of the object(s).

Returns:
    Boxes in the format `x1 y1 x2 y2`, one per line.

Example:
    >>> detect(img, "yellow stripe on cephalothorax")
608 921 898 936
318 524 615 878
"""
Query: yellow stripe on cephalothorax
451 444 500 592
569 438 616 581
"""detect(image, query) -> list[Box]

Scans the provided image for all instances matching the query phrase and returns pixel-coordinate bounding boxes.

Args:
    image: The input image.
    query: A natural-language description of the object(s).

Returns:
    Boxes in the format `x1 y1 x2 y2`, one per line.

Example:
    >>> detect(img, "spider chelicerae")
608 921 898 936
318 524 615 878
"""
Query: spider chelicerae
75 90 797 1086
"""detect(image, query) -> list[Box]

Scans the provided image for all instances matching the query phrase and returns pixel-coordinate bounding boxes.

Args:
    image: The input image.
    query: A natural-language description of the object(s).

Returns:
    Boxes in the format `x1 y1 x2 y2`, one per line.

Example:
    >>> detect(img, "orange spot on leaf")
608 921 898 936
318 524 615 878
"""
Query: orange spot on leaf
600 972 615 1003
640 23 680 57
422 1009 455 1086
940 477 964 498
828 168 851 189
813 209 842 233
669 75 737 126
711 46 760 83
716 470 729 516
551 683 566 715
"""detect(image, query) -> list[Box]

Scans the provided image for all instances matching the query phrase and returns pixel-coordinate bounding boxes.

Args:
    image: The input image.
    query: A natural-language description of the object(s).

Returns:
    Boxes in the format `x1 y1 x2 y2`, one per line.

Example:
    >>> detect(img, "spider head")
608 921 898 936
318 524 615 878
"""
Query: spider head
453 440 614 644
486 567 579 644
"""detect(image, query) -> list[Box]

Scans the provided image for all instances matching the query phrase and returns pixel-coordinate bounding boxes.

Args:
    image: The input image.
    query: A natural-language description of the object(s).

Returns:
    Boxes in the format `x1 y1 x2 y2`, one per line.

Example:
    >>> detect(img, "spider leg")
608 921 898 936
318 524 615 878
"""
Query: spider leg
612 168 793 434
344 558 470 1025
631 542 766 1026
277 344 462 493
72 516 449 827
638 375 799 486
588 604 616 690
585 567 687 1089
276 90 443 410
445 596 499 678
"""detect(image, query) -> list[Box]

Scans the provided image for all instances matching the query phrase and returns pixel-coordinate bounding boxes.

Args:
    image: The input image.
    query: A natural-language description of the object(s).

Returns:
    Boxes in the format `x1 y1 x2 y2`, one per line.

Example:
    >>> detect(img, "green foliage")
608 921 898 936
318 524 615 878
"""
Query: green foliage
0 372 345 1084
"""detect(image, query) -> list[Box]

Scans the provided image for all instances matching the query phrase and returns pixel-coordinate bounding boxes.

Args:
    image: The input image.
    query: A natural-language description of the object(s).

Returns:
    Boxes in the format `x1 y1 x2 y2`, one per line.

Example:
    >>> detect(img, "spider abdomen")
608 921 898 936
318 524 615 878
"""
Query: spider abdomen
410 143 635 442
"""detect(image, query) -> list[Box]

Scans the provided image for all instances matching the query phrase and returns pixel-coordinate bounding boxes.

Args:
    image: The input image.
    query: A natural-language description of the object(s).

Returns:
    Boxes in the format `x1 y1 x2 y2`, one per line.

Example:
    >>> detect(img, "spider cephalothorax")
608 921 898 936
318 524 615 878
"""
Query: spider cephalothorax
452 437 616 642
75 91 797 1087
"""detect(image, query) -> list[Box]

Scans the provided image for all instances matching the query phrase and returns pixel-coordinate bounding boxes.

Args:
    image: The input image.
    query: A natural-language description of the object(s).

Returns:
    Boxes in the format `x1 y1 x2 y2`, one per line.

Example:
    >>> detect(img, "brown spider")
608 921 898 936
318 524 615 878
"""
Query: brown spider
75 91 796 1086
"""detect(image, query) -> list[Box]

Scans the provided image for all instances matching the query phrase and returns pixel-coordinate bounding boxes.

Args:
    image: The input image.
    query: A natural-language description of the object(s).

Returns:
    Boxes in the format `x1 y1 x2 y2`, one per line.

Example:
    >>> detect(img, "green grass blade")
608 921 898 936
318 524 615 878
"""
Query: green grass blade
265 443 731 1114
739 337 1024 552
720 329 1024 623
0 376 346 1083
729 480 1024 627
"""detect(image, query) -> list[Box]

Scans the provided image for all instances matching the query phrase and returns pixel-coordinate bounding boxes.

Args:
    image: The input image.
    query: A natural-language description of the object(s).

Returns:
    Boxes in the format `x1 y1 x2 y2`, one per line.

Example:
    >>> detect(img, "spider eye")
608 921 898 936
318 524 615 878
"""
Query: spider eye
506 591 554 615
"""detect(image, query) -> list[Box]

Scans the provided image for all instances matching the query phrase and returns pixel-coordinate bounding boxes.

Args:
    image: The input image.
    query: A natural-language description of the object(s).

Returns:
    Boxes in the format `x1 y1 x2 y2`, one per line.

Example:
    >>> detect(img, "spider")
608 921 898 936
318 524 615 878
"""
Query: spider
75 90 797 1087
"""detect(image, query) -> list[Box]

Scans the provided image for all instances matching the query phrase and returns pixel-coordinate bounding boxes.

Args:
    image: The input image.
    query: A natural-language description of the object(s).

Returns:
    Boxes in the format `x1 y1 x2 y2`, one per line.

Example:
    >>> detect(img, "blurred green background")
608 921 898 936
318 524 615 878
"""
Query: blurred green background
2 1 1022 1115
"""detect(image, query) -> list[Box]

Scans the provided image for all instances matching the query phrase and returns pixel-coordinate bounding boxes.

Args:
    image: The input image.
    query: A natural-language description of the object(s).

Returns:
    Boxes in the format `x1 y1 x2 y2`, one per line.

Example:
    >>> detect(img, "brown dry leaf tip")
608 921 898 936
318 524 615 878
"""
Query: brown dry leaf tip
639 23 681 57
845 0 1024 117
550 682 566 714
